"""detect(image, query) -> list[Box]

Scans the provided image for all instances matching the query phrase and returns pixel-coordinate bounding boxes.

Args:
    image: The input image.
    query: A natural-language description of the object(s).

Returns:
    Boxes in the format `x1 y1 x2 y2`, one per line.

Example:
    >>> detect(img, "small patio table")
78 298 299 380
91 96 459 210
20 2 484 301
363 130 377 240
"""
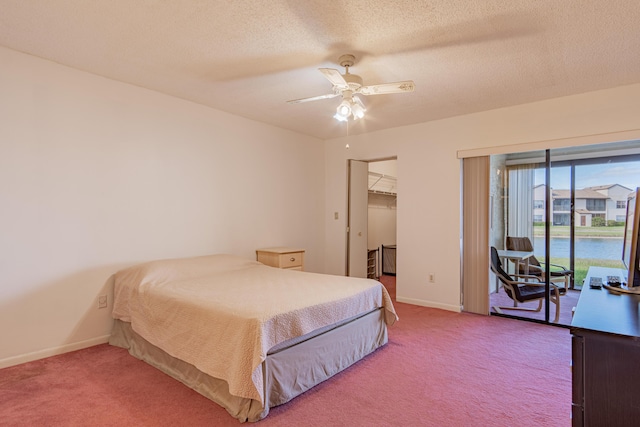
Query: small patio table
495 249 534 292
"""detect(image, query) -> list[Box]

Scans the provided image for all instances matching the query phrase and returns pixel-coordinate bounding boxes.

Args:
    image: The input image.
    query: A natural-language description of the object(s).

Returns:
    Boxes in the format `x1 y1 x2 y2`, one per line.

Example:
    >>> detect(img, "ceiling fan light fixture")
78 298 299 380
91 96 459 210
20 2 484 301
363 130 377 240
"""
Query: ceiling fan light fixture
335 99 352 120
351 97 366 120
288 53 414 123
333 96 367 121
333 112 349 122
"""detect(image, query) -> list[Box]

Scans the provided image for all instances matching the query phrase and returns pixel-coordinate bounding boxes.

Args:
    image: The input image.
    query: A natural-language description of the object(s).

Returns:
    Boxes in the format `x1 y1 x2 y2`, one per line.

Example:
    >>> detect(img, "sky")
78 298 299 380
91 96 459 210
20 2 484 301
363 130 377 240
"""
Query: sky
534 161 640 190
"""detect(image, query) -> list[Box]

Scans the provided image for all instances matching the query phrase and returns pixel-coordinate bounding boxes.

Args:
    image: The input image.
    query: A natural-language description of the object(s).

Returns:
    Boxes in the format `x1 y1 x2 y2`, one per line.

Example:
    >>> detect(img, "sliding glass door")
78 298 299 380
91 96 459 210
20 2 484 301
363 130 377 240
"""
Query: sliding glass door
551 155 639 285
489 150 558 323
489 141 640 326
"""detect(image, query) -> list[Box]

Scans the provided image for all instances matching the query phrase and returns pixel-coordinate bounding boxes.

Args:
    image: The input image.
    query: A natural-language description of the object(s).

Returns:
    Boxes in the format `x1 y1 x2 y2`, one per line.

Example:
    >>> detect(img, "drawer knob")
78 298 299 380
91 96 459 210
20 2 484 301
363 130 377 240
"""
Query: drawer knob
290 257 296 262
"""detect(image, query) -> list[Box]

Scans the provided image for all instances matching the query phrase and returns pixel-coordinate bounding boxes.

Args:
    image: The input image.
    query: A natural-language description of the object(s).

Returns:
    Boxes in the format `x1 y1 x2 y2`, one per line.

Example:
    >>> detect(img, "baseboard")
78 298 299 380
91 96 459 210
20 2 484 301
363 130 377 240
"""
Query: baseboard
0 335 111 369
395 296 462 313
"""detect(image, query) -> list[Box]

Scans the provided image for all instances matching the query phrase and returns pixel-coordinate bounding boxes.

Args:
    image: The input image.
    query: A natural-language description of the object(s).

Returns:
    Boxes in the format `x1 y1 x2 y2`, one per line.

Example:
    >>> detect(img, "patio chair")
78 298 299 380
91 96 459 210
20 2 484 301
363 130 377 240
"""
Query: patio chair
506 236 573 291
490 246 562 323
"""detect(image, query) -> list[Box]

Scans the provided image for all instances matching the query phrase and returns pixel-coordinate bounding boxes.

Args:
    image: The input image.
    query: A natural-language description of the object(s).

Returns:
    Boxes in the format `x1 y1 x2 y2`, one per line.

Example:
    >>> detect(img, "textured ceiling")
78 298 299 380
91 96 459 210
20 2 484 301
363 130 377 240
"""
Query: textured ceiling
1 0 640 139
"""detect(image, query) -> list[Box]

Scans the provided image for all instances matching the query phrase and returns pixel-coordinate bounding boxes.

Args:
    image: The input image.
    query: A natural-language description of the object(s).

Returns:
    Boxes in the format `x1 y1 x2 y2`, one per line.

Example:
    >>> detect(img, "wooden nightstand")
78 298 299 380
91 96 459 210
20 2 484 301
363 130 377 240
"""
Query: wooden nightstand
256 247 305 271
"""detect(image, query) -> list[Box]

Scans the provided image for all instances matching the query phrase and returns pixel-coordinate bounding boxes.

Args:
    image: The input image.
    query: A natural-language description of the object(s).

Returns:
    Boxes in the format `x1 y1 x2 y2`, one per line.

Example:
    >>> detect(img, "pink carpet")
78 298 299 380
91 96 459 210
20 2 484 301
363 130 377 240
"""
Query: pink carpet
0 278 571 426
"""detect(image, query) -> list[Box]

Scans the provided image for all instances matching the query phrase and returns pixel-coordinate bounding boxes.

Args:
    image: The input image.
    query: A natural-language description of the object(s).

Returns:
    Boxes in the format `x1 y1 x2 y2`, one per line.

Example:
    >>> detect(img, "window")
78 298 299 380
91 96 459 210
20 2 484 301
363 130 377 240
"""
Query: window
617 215 626 222
534 215 543 222
534 200 544 209
554 213 571 225
586 199 606 211
617 200 627 209
553 199 571 211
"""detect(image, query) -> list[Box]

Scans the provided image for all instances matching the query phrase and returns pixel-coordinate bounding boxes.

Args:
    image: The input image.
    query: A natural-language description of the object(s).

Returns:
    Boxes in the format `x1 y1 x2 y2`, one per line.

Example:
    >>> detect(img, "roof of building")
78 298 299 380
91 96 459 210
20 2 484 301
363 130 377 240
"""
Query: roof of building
584 184 616 190
584 184 633 192
552 189 608 199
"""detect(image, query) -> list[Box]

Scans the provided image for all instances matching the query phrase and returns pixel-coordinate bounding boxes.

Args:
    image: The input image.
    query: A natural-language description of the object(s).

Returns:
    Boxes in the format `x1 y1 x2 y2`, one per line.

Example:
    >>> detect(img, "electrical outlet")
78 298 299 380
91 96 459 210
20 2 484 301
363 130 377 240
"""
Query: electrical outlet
334 212 339 220
98 295 108 309
428 273 435 283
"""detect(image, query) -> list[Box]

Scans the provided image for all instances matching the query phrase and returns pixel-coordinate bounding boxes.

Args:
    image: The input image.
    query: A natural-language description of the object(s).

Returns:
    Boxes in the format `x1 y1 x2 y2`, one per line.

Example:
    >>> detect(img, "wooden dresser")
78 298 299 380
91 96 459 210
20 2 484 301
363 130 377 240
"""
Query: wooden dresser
570 266 640 426
256 247 305 271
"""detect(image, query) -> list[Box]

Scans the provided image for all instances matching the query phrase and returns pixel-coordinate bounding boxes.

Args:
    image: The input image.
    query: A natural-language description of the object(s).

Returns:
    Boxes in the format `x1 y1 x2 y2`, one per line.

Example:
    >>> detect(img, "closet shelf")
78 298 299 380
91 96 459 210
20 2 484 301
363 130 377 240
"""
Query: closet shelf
368 171 397 195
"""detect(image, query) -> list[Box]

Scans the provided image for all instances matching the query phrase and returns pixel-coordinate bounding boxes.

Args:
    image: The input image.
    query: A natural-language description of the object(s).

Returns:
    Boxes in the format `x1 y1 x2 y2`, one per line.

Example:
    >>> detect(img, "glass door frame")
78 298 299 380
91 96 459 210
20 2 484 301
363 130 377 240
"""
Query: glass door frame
493 147 640 325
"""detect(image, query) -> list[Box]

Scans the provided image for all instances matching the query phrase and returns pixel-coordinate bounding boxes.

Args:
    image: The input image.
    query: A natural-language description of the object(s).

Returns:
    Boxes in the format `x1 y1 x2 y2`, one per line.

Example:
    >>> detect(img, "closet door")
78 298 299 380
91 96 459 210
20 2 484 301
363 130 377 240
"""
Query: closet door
348 160 368 277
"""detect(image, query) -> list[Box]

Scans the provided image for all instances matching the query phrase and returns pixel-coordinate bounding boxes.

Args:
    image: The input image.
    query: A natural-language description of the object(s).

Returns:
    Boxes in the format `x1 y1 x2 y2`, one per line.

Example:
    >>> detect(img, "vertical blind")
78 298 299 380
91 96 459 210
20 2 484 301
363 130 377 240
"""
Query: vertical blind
461 156 490 314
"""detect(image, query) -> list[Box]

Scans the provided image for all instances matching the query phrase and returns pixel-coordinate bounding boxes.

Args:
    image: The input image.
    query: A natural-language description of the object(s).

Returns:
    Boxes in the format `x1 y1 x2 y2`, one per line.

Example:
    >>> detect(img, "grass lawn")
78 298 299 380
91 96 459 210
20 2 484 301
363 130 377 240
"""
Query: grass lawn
534 225 624 238
528 225 626 287
548 257 625 287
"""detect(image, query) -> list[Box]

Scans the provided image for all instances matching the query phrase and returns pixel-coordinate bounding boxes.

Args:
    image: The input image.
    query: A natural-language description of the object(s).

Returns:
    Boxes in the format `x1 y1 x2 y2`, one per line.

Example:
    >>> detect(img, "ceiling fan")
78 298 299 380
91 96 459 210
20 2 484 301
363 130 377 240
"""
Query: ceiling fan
287 54 415 121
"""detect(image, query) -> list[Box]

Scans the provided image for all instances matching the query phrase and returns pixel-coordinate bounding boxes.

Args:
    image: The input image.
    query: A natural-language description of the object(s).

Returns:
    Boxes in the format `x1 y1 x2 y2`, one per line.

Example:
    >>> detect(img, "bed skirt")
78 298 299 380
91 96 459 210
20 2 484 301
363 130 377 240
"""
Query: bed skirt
109 307 388 422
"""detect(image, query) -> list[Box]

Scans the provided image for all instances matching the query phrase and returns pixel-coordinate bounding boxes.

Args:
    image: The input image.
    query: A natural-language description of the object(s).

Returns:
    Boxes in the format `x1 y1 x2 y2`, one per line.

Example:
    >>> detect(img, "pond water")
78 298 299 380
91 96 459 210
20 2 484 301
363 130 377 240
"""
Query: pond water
533 236 624 261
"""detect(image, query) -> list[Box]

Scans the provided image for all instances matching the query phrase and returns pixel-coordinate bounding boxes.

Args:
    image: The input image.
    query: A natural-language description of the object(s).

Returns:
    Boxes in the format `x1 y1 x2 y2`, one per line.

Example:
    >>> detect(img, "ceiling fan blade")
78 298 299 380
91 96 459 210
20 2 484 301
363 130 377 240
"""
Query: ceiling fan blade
359 80 415 96
319 68 349 90
286 93 339 104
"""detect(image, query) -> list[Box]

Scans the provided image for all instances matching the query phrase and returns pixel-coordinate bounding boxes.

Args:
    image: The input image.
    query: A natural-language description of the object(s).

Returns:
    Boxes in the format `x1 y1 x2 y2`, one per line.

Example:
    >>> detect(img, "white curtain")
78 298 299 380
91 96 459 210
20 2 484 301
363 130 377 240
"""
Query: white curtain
507 165 535 242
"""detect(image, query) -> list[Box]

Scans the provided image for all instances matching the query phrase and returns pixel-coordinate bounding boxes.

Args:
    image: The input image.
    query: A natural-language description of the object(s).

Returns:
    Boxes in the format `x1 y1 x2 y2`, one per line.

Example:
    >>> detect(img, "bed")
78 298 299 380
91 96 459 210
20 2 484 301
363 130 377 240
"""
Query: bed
108 254 397 422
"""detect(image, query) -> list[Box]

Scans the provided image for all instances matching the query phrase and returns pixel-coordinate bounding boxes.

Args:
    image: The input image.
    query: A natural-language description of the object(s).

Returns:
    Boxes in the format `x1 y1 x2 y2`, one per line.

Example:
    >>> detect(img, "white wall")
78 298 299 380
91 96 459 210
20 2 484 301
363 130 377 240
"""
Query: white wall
368 197 396 249
0 46 325 367
368 159 397 178
325 83 640 311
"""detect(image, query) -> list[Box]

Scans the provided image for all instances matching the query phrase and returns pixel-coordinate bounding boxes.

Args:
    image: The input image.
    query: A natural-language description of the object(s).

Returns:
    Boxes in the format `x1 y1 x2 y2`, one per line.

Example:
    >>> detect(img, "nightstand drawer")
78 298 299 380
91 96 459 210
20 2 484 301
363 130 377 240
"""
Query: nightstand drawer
256 247 305 271
278 252 303 269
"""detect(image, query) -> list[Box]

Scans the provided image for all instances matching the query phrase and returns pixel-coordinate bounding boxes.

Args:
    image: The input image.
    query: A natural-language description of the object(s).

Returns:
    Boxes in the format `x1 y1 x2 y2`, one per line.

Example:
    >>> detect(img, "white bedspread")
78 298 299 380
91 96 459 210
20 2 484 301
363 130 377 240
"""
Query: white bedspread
111 254 397 404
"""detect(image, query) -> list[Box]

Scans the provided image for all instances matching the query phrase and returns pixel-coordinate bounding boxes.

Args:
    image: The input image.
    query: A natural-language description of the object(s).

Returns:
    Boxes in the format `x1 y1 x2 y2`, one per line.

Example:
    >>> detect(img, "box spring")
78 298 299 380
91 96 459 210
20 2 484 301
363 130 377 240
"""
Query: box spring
109 307 387 422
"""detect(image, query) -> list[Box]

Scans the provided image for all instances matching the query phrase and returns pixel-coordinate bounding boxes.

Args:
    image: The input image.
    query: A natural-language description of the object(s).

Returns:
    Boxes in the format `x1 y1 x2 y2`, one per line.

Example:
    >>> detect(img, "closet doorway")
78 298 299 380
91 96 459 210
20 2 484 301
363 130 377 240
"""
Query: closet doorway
347 158 397 284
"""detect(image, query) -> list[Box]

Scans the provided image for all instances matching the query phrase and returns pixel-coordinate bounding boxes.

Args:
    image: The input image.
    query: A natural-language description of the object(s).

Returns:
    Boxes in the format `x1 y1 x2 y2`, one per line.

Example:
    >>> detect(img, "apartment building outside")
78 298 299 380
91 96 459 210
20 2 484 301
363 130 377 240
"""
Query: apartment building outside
533 184 633 226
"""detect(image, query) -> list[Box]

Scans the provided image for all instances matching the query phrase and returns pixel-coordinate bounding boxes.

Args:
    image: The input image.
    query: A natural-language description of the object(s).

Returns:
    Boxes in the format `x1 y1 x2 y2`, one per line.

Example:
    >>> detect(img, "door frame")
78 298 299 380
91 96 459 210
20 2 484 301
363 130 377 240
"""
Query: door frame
346 156 398 277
